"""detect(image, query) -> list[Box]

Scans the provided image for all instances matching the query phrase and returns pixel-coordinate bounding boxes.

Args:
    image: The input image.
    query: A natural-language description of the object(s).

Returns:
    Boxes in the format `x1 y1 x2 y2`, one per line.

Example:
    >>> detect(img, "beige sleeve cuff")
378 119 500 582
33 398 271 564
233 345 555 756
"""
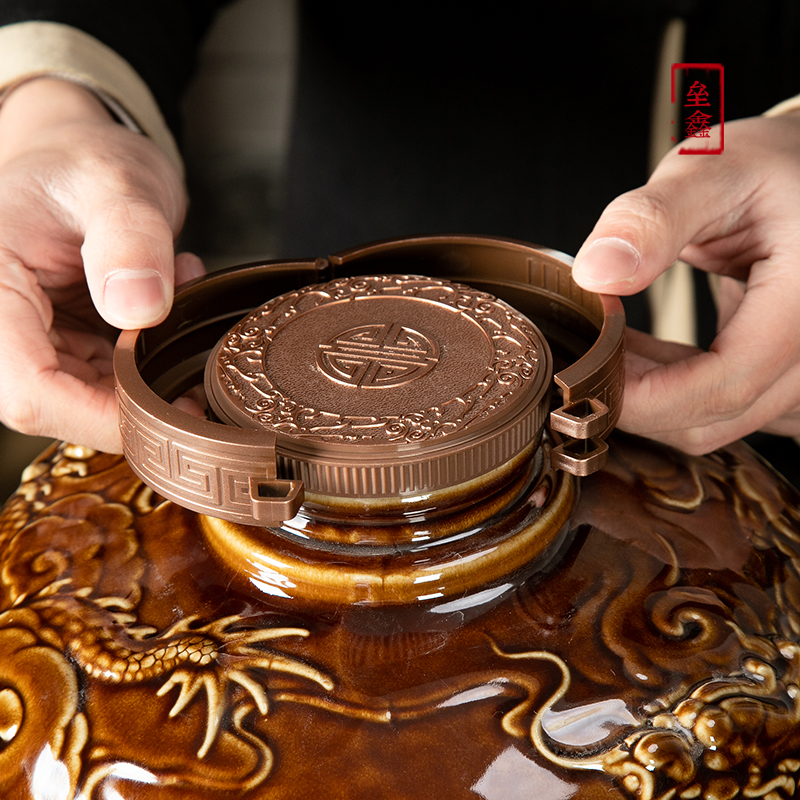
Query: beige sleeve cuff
0 20 183 177
764 95 800 118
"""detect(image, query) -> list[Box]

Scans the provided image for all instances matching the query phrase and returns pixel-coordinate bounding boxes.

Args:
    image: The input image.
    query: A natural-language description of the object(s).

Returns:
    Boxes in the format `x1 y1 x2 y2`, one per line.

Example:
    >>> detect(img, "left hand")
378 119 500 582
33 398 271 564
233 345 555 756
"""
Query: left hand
0 78 203 453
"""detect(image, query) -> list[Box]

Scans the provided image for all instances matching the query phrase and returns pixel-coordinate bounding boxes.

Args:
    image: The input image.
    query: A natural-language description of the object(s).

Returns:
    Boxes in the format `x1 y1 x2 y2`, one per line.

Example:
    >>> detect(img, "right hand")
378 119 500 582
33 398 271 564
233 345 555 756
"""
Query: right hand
0 78 203 453
572 113 800 454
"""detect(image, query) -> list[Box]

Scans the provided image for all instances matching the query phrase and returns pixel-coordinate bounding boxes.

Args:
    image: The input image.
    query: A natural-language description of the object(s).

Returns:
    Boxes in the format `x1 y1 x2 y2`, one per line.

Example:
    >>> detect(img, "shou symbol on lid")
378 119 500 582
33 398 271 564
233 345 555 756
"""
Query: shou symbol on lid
316 323 440 388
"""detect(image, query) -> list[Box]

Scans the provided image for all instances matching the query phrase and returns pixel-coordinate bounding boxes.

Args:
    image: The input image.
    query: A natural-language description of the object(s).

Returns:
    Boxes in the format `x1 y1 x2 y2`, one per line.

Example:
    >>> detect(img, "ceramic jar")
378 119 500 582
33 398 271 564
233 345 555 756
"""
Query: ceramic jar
1 237 799 800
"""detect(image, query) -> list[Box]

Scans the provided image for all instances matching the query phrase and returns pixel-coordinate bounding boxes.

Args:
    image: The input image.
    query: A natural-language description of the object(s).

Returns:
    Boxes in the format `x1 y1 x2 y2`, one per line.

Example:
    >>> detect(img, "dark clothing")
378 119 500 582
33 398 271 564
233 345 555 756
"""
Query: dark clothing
1 0 799 259
4 0 800 331
282 4 663 260
0 0 226 137
284 1 800 259
2 0 800 480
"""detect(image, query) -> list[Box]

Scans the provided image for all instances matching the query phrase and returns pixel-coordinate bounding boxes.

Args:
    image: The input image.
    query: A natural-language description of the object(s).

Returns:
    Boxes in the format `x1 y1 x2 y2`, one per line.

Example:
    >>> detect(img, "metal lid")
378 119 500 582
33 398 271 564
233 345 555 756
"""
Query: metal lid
114 235 625 527
204 275 551 498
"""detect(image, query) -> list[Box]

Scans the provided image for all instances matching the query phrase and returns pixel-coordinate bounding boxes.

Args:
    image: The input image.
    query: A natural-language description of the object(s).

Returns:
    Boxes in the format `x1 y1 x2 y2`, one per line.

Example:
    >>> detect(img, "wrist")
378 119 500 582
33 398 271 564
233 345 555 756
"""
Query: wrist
0 77 115 163
777 106 800 120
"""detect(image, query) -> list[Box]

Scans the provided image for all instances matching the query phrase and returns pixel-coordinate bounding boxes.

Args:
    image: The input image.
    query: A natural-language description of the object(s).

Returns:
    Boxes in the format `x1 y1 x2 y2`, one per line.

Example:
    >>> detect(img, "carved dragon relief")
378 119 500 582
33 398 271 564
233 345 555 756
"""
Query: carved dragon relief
491 636 800 800
0 444 335 796
490 443 800 800
0 440 800 798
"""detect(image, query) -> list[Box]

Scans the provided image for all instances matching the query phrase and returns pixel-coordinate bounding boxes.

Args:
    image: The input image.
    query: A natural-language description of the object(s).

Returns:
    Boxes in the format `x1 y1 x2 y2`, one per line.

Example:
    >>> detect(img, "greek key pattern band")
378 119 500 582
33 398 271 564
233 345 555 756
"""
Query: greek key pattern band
119 403 254 511
116 382 303 526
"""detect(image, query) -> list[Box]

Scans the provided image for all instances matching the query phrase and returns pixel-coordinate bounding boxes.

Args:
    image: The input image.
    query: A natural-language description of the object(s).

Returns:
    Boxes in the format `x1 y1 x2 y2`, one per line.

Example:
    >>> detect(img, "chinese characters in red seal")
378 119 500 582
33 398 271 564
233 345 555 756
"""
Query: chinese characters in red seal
685 80 711 108
671 64 724 154
685 109 713 138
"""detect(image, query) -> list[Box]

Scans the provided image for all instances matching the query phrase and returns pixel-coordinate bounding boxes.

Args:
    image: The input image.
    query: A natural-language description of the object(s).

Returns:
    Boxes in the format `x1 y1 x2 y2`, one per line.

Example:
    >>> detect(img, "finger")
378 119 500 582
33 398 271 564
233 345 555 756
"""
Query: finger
615 252 800 450
572 156 744 295
623 326 703 365
624 353 800 453
171 395 206 418
49 327 114 383
618 329 717 439
619 311 800 453
0 281 122 452
715 275 746 332
619 330 717 438
175 251 206 286
81 199 175 330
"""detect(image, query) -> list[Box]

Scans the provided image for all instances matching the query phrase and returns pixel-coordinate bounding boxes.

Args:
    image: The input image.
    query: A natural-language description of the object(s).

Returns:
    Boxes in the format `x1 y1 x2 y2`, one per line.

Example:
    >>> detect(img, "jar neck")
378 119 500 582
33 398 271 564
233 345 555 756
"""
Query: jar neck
280 443 541 547
200 442 575 608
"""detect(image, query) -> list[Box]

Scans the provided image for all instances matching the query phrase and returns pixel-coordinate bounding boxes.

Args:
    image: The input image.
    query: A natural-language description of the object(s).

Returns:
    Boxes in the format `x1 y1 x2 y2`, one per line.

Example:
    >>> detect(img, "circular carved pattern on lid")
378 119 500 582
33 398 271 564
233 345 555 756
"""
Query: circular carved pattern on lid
316 323 440 388
206 275 548 445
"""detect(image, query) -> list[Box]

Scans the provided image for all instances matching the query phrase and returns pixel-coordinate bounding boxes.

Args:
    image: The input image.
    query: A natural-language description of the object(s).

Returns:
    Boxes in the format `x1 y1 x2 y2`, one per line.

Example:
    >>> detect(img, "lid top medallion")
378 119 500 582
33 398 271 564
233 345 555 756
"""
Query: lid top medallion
205 275 550 447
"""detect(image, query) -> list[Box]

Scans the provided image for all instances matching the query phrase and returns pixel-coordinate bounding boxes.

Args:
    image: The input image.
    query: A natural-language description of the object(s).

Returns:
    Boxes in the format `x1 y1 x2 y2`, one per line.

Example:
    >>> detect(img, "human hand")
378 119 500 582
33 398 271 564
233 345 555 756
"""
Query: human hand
572 114 800 454
0 78 203 453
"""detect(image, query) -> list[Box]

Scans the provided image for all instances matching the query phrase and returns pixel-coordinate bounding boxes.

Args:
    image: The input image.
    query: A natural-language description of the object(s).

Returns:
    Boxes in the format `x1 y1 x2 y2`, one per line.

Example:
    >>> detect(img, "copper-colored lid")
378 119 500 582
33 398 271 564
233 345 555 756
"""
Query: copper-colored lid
205 275 551 497
114 235 625 527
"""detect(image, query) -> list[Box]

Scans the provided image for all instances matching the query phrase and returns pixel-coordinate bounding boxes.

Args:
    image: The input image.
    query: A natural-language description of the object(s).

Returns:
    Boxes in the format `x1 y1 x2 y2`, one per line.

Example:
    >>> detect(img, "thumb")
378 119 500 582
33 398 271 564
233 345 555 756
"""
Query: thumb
572 170 712 295
81 199 176 329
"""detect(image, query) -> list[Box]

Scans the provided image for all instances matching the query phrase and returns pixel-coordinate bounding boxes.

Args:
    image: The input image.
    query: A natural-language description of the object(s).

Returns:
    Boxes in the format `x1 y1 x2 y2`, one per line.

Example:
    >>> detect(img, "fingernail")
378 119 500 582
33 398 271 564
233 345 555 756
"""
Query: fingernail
574 237 640 287
104 270 167 325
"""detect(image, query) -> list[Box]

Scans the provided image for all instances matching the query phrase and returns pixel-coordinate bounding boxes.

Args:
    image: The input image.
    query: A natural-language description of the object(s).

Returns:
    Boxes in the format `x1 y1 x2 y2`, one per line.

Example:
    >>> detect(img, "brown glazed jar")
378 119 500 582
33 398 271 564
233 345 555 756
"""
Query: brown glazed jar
2 236 800 800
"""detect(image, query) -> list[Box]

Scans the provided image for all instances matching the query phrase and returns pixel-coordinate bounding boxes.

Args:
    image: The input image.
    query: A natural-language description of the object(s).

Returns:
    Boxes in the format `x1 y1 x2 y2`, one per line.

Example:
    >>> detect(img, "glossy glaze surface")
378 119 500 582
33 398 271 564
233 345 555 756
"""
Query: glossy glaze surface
1 434 800 799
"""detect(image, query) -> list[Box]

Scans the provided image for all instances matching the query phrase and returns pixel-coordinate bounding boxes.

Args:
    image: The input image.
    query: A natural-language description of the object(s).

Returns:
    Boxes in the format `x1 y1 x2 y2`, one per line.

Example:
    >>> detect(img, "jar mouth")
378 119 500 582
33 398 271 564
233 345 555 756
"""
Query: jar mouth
276 445 541 550
200 444 574 608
